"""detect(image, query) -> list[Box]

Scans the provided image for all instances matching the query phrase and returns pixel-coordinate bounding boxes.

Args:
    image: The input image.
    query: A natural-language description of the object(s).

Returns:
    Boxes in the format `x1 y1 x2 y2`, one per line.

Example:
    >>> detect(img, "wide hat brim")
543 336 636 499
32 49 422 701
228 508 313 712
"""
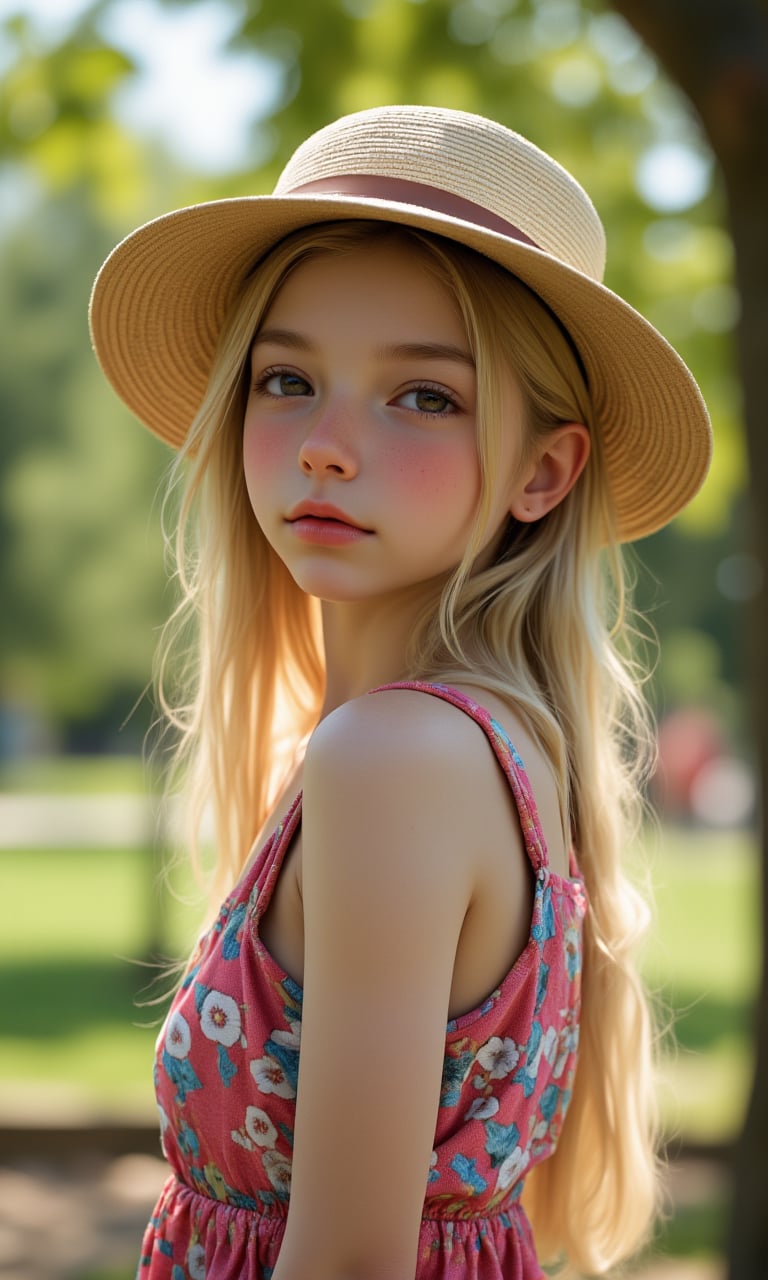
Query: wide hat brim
89 190 712 543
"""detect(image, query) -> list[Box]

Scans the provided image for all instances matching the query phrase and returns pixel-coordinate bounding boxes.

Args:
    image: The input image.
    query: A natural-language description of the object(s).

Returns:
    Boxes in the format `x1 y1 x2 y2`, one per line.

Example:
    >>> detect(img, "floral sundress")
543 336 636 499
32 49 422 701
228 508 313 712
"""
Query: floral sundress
139 682 587 1279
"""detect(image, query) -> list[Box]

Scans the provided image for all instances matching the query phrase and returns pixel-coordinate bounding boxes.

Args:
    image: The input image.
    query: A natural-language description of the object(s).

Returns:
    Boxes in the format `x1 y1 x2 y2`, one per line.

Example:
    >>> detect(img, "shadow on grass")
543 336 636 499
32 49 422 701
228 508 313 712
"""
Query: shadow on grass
661 1196 728 1256
655 987 752 1053
0 956 178 1038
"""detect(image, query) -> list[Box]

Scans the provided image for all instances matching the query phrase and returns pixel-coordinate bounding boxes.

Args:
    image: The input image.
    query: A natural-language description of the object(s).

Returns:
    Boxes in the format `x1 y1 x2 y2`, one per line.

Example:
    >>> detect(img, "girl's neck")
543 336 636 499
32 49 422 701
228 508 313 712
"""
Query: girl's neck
318 586 438 716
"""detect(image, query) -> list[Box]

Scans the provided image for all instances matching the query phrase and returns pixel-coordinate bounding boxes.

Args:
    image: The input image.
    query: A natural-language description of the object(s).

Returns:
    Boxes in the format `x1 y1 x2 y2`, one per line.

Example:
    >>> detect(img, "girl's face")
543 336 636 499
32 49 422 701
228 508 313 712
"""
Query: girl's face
243 236 524 605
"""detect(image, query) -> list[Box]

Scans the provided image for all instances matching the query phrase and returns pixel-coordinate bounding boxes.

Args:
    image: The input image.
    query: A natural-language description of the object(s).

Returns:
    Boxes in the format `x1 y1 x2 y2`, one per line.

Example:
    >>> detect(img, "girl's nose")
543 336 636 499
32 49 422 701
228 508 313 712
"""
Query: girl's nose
298 410 359 478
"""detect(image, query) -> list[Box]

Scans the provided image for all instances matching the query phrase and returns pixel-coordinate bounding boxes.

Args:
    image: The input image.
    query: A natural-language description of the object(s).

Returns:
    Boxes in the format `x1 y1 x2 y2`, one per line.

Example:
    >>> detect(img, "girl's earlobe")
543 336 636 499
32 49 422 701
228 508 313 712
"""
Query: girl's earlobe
509 423 591 523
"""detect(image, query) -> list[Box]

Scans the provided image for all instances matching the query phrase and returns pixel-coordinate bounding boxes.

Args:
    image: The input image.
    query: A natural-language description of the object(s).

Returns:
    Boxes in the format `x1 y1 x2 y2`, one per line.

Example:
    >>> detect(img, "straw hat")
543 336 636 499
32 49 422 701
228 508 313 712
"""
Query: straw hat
89 104 712 542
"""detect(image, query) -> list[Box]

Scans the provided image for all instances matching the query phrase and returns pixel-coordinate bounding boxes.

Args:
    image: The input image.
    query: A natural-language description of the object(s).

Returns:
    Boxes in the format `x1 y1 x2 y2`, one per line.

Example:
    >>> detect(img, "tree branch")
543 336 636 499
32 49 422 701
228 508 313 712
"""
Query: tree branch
610 0 768 159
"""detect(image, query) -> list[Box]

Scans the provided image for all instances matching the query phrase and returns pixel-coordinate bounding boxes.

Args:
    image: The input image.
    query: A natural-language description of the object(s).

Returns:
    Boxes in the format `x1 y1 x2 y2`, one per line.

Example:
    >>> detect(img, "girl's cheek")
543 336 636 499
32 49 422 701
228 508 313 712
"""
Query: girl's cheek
382 438 479 503
243 422 287 477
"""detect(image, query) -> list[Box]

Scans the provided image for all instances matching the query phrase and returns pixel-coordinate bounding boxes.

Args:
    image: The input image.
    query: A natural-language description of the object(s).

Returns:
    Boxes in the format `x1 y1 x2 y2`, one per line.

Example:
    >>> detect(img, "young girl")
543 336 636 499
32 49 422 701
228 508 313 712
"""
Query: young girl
90 106 712 1280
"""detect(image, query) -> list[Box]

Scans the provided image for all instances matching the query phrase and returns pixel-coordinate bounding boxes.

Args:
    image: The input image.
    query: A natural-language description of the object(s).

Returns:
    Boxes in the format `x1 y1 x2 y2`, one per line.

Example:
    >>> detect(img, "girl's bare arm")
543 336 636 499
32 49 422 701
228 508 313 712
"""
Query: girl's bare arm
271 690 520 1280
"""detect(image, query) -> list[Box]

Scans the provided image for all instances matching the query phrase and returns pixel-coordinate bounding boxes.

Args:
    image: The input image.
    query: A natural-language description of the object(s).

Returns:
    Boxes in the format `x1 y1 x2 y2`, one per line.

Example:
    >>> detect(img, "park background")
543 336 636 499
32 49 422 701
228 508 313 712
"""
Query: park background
0 0 762 1276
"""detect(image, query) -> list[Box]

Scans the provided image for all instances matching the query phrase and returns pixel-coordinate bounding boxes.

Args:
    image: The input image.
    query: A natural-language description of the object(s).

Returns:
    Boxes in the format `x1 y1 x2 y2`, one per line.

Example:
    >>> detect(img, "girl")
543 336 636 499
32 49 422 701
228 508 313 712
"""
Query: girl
90 106 712 1280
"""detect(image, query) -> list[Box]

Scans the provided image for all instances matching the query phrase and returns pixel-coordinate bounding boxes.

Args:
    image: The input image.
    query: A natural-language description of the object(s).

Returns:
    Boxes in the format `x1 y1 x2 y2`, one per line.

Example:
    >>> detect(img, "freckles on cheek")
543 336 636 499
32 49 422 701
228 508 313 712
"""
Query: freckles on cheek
387 440 477 502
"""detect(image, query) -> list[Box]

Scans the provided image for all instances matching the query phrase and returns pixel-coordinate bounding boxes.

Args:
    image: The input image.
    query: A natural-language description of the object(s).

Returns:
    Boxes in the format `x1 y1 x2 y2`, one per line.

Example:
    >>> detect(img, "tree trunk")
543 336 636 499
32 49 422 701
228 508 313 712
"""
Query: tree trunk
608 1 768 1275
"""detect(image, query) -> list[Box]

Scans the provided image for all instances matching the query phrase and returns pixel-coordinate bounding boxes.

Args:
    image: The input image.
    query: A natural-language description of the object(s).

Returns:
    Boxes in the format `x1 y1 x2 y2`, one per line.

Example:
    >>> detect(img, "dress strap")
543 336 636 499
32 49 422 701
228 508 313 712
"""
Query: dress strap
368 681 553 876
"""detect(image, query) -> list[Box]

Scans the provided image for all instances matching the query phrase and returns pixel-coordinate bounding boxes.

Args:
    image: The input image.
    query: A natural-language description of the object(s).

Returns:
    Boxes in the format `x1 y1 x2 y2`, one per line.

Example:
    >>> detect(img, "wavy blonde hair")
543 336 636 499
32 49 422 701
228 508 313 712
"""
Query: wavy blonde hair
158 221 659 1274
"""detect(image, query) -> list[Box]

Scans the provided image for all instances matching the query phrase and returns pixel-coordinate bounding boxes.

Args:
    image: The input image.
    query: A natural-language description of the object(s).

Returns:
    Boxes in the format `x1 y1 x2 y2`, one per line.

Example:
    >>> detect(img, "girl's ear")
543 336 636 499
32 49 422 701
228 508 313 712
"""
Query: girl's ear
509 423 591 523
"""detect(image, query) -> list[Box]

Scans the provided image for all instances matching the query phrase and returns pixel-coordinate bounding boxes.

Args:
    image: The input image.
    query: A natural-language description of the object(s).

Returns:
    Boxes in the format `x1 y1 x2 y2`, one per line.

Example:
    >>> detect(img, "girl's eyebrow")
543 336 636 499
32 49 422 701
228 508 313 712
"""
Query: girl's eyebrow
252 329 474 368
252 327 313 351
379 341 475 368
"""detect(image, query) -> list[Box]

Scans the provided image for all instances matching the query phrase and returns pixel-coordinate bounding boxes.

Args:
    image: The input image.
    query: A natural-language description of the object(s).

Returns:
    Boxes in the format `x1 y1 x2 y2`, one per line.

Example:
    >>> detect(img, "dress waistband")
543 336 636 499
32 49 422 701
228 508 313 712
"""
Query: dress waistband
170 1174 528 1228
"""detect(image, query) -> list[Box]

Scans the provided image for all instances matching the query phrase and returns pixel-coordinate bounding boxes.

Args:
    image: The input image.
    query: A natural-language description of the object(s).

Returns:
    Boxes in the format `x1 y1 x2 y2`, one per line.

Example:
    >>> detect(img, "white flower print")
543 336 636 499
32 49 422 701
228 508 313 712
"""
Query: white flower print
200 990 242 1047
497 1144 530 1191
245 1105 278 1149
464 1096 500 1122
157 1103 170 1134
271 1020 301 1049
530 1115 548 1143
165 1011 191 1060
475 1036 519 1080
230 1129 253 1152
552 1012 579 1079
263 1149 292 1196
250 1054 296 1099
541 1025 559 1068
187 1243 206 1280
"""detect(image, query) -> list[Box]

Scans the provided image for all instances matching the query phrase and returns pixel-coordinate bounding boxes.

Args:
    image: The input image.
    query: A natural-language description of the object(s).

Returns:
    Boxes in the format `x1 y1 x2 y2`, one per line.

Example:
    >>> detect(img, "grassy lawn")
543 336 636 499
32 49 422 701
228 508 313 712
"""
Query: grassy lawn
0 804 759 1144
0 753 149 795
1 842 204 1116
641 828 758 1144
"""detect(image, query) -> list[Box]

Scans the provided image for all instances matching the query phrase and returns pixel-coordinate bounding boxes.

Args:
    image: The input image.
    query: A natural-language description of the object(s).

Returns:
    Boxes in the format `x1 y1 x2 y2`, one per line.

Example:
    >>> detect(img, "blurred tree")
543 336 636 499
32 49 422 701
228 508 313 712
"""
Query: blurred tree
0 190 170 747
0 6 171 747
606 1 768 1275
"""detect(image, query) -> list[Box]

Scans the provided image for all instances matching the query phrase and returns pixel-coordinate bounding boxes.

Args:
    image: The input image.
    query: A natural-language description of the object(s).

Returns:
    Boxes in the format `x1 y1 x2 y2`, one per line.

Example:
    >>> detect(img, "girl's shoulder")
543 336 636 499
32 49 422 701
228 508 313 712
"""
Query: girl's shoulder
304 682 567 877
306 682 511 800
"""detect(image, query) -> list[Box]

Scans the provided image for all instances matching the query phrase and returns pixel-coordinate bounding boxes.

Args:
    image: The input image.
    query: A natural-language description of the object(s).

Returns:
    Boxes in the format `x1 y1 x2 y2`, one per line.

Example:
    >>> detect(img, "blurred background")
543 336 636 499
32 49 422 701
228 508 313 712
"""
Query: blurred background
0 0 760 1276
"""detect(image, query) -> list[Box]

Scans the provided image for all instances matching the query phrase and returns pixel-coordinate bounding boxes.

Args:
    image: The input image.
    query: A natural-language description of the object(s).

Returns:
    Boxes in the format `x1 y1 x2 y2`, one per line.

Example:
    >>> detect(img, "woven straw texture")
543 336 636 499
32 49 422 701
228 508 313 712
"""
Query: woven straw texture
89 105 712 541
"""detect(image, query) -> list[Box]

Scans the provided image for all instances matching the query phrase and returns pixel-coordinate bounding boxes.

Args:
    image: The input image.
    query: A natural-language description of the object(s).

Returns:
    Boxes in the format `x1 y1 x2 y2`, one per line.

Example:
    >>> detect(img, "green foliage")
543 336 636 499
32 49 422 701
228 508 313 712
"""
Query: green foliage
0 190 169 741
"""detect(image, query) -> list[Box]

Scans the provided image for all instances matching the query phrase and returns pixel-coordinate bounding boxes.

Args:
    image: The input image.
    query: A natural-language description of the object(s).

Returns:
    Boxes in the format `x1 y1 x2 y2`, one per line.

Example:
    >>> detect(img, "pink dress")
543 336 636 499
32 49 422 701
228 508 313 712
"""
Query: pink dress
139 682 587 1279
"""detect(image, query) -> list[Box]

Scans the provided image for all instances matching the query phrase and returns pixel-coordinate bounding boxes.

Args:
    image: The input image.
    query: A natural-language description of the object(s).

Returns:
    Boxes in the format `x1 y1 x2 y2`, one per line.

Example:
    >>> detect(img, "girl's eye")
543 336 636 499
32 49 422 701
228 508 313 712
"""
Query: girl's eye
255 369 313 398
396 386 458 416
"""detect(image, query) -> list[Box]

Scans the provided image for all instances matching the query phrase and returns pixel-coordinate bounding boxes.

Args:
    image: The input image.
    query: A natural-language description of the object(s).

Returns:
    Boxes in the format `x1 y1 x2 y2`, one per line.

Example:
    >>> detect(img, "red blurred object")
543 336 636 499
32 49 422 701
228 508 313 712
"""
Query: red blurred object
653 708 725 817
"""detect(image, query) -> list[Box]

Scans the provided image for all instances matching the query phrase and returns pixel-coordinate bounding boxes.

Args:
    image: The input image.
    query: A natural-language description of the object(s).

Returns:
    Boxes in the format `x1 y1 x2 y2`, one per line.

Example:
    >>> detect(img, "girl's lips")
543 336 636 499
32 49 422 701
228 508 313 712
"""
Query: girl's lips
285 501 373 545
287 516 373 546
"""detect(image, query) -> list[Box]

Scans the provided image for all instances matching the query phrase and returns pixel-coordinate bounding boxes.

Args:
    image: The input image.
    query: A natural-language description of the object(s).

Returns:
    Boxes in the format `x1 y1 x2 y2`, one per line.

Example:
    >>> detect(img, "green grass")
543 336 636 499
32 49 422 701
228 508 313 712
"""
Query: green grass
1 845 203 960
0 754 149 794
0 844 204 1114
0 826 759 1139
639 828 758 1142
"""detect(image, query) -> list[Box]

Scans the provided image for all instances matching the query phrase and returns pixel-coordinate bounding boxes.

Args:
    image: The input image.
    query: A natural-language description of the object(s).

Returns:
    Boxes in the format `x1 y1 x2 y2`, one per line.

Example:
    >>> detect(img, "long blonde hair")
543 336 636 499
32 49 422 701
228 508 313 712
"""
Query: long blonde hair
158 221 659 1273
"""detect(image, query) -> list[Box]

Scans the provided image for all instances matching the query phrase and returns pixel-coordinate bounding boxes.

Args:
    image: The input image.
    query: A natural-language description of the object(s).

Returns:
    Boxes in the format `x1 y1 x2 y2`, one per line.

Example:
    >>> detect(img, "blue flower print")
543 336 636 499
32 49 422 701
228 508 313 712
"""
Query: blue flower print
177 1121 200 1161
217 1042 238 1087
532 882 556 945
279 975 303 1024
162 1049 203 1105
222 902 247 960
489 719 526 775
484 1119 521 1168
512 1022 543 1098
440 1048 474 1107
534 961 549 1014
539 1082 560 1123
451 1153 488 1194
